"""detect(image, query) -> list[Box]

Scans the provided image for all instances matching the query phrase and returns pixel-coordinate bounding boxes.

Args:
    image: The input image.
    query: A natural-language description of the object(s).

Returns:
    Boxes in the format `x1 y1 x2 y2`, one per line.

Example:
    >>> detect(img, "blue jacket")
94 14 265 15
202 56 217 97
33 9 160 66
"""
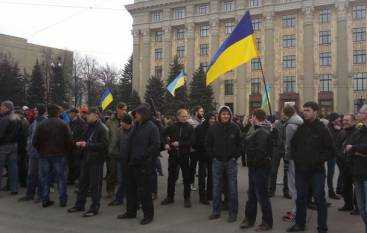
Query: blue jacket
27 115 47 158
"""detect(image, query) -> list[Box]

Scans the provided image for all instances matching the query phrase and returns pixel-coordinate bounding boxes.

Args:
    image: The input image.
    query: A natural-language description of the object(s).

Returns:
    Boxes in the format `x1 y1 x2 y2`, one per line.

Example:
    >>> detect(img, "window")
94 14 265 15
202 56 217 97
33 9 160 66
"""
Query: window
283 55 296 69
176 46 185 58
154 48 162 60
320 74 332 92
225 21 234 34
252 19 261 31
154 31 163 42
152 11 161 22
256 38 261 50
197 4 209 15
353 50 367 64
283 76 296 93
353 5 366 20
320 9 331 23
282 35 296 48
249 0 260 7
251 58 261 71
176 28 185 40
223 1 234 12
320 52 331 66
282 15 296 28
200 62 208 72
200 44 209 56
225 80 234 95
154 66 162 78
353 73 367 91
174 7 185 19
319 31 331 45
353 28 366 42
200 25 209 37
251 78 260 94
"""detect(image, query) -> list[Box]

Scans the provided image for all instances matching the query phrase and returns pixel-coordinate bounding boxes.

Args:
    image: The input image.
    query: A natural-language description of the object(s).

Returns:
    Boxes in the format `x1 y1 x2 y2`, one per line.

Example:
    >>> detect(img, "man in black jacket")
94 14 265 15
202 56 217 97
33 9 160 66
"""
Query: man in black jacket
118 104 160 225
68 107 109 217
206 106 241 223
287 102 334 233
240 109 273 231
161 108 194 208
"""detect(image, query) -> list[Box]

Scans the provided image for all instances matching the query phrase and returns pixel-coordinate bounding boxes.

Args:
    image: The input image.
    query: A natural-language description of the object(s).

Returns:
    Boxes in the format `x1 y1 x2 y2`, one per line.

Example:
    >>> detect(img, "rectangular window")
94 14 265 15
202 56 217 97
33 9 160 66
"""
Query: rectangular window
225 21 234 34
225 80 234 95
197 4 209 15
283 55 296 69
320 9 331 23
249 0 260 7
252 19 261 31
353 5 366 20
200 25 209 37
176 28 185 40
319 30 331 45
353 73 367 91
154 48 162 60
282 15 296 28
176 46 185 58
282 35 296 48
320 52 332 66
154 66 162 78
320 74 332 92
251 78 260 94
200 44 209 56
251 58 261 71
283 76 296 93
174 7 185 19
353 50 367 64
152 11 161 22
223 1 234 12
200 62 208 72
353 28 366 42
256 38 261 50
154 31 163 42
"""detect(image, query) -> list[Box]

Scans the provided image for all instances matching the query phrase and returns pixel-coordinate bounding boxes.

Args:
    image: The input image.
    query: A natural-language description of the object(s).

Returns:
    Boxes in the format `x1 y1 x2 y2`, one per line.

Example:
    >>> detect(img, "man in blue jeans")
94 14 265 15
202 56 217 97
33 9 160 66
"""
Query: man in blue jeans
33 104 72 208
287 102 334 233
206 106 241 223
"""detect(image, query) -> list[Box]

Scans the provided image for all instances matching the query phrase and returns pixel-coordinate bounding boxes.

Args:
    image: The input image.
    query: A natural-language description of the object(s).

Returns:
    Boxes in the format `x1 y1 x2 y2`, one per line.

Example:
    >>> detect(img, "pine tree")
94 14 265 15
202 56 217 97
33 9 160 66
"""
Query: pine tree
49 59 68 106
164 56 189 116
28 60 46 106
144 76 165 113
129 89 141 110
189 65 216 113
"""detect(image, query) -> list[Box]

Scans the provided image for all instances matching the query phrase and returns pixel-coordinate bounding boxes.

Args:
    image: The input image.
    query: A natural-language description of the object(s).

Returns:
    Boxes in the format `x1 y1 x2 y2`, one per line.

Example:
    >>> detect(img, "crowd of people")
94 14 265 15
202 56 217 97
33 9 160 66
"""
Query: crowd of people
0 99 367 232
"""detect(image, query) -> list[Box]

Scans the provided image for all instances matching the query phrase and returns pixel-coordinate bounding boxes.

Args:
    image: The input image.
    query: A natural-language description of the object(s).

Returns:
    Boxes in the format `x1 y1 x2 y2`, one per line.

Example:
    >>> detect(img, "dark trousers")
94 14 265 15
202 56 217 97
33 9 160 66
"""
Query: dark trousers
75 160 103 211
295 167 328 232
18 150 27 187
126 164 154 218
327 159 336 193
269 152 289 195
190 151 199 185
0 144 18 193
26 157 41 199
106 156 117 195
67 150 82 184
114 159 127 204
167 154 191 200
245 167 273 227
198 160 212 201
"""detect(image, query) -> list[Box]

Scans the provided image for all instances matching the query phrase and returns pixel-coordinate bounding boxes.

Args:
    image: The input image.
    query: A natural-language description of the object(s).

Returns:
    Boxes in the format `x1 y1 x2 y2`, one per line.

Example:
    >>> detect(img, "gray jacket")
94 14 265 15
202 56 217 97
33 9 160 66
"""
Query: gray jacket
285 114 303 161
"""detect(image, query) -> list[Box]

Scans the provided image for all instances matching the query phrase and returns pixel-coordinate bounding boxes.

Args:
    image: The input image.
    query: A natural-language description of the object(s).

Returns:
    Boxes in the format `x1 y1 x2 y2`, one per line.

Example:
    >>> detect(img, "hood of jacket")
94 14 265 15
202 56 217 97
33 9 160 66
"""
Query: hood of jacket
287 113 303 126
133 104 152 123
217 106 232 123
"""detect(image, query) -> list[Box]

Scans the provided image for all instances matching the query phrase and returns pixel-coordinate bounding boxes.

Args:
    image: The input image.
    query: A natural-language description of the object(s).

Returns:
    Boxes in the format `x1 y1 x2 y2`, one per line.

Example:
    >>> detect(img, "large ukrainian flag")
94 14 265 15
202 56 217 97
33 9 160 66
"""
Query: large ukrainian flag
167 70 187 96
99 88 113 110
206 11 258 85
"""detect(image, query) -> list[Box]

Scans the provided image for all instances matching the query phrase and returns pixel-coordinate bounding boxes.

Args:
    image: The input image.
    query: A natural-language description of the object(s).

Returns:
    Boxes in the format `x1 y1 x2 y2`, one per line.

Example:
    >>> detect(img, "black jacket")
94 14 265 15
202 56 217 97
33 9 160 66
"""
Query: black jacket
0 111 21 145
193 121 211 161
348 125 367 181
83 120 109 164
118 128 131 161
164 122 194 157
335 126 357 164
291 119 335 170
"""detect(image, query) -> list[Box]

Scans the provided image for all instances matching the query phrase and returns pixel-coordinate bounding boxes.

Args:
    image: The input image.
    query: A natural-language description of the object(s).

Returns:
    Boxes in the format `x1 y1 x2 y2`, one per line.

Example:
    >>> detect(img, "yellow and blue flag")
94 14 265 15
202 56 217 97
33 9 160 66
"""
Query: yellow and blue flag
261 84 271 112
206 11 258 85
167 70 187 96
99 88 113 110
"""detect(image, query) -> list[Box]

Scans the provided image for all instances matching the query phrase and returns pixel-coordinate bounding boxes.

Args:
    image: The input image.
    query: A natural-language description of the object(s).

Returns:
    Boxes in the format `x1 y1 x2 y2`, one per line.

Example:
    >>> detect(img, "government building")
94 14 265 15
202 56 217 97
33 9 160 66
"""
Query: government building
126 0 366 115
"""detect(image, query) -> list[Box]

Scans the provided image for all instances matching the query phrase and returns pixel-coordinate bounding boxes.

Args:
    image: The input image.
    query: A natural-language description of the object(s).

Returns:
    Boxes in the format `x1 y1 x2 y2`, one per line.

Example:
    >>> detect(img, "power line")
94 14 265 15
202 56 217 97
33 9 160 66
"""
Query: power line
0 1 123 11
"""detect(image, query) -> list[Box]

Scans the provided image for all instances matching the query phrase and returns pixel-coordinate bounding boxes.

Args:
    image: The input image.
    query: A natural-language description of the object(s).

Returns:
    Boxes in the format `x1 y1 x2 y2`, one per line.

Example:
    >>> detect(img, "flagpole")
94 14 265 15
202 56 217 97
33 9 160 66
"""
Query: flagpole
259 60 272 116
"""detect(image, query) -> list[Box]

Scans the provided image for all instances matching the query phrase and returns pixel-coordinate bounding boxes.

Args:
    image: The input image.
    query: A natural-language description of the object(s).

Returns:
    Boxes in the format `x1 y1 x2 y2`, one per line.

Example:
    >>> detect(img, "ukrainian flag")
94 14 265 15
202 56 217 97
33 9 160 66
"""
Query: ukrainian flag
167 70 187 96
99 88 113 110
206 11 258 85
261 84 271 112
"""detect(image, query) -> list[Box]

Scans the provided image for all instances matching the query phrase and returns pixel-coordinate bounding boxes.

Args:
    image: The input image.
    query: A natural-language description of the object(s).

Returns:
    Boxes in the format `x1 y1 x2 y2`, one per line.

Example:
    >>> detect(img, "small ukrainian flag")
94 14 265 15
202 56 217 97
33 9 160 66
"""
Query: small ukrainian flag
261 84 271 113
99 88 113 110
167 70 187 96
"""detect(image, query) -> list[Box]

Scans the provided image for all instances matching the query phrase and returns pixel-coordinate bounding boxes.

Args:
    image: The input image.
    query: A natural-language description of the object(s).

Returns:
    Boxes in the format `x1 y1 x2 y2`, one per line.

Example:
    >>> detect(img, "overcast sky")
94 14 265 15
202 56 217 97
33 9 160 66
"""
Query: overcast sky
0 0 134 69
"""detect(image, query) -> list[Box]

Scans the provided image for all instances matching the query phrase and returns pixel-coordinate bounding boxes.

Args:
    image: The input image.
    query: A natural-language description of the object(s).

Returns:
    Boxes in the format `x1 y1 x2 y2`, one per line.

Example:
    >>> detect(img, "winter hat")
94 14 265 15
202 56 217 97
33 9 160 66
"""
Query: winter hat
1 100 14 112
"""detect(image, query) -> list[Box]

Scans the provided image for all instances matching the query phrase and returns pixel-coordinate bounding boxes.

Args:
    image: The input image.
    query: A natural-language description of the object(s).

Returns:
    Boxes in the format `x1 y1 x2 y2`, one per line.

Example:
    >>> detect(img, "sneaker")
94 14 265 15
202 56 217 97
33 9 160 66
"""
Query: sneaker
140 216 153 225
239 218 254 229
161 198 174 205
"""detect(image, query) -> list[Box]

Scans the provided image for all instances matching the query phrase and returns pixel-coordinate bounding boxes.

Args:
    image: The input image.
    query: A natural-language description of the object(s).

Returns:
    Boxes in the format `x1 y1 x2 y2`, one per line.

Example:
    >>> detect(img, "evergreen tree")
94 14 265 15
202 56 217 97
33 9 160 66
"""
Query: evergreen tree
28 60 46 106
189 65 216 113
144 76 165 113
49 59 68 106
129 89 141 110
164 56 189 116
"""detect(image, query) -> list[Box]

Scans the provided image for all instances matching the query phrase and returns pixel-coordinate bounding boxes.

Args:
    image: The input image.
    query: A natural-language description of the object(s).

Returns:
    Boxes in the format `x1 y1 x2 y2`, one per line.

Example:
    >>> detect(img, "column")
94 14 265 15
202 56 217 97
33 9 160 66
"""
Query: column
140 28 151 96
264 11 275 112
162 26 172 80
236 15 247 115
186 22 195 77
209 18 221 106
132 29 141 95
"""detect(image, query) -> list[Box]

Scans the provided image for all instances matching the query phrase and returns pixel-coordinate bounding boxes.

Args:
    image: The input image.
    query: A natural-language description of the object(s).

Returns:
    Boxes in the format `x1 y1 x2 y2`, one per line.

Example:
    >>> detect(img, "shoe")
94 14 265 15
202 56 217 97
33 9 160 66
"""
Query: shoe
117 212 136 219
184 199 192 208
67 207 84 213
82 210 98 217
18 196 33 202
209 214 220 220
227 215 237 223
283 192 292 199
338 206 354 211
108 200 123 206
140 216 153 225
329 191 341 200
191 184 197 191
42 200 55 208
287 224 306 232
60 202 67 207
255 223 272 231
161 198 174 205
10 192 18 195
239 218 254 229
350 209 360 215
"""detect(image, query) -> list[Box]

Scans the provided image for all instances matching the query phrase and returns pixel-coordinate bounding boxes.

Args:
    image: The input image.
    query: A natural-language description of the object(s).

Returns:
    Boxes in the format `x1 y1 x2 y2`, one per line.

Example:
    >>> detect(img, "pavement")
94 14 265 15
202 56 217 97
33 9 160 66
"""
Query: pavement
0 153 363 233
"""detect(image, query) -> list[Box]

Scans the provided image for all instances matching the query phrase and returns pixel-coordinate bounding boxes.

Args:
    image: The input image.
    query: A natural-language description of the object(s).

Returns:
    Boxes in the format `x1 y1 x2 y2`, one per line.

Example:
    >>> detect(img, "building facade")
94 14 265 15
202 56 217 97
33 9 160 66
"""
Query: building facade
127 0 367 115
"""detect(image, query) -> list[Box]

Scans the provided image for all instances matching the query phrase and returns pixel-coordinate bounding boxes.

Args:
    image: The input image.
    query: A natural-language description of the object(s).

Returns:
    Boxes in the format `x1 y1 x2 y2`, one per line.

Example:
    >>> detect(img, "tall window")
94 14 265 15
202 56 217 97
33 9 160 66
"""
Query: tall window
353 73 367 91
176 46 185 58
283 76 296 93
283 55 296 69
197 4 209 15
252 19 261 31
320 9 331 23
225 80 234 95
154 66 162 78
176 28 185 40
282 15 296 28
200 25 209 37
320 74 332 92
251 58 261 71
154 31 163 42
174 7 185 19
200 62 208 72
320 52 332 66
256 38 261 50
354 50 367 64
282 35 296 48
353 5 366 20
200 44 209 56
319 31 331 45
251 78 260 94
223 1 234 12
249 0 260 7
154 48 162 60
225 21 234 34
152 11 161 22
353 27 366 42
